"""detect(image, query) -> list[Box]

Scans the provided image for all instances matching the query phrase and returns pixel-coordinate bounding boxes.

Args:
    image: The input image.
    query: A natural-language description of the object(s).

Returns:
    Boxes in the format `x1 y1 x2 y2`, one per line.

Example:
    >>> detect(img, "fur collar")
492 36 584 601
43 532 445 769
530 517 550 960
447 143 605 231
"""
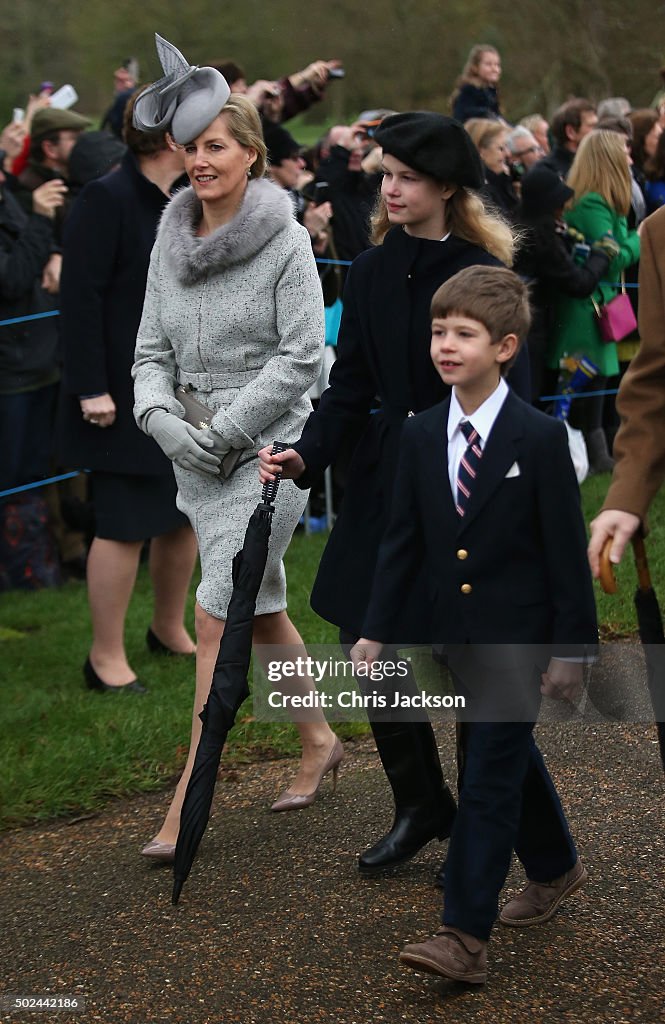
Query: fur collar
158 177 295 284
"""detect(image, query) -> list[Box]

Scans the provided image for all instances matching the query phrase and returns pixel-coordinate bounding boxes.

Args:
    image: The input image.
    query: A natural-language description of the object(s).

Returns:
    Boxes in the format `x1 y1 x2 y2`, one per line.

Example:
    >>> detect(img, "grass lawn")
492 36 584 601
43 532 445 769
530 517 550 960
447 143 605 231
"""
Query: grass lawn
1 476 663 830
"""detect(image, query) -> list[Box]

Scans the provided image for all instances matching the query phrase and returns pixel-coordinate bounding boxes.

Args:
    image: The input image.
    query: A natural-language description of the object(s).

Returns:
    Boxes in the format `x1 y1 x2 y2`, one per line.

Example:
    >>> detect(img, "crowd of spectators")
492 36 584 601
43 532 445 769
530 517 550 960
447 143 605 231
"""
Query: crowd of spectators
1 42 663 589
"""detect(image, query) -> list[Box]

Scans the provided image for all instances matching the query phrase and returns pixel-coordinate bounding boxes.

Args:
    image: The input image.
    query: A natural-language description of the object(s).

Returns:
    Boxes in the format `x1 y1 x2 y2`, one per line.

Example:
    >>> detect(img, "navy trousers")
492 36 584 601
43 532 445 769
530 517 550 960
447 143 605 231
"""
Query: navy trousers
442 721 577 940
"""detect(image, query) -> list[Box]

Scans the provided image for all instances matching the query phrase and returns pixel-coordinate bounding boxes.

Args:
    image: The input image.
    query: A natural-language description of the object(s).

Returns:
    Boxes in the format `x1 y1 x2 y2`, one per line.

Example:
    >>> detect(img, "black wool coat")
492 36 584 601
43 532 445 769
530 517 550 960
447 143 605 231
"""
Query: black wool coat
293 225 530 639
514 213 610 400
0 185 58 393
58 151 182 475
452 84 501 123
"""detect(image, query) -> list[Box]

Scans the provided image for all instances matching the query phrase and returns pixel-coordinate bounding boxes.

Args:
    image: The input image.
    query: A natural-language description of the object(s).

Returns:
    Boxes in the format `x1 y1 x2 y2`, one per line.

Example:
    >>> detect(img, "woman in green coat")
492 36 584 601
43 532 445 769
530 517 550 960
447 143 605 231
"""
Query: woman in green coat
550 130 640 470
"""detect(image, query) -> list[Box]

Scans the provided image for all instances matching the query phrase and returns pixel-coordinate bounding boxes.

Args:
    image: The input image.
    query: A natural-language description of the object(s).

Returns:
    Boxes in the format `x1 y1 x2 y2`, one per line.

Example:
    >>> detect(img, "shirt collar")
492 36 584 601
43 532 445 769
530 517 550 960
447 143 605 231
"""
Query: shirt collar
447 377 509 444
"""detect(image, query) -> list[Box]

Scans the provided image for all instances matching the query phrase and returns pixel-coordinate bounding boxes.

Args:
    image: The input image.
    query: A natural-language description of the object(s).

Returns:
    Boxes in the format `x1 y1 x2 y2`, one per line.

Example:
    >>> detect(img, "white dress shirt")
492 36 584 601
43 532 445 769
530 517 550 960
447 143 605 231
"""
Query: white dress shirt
446 377 509 498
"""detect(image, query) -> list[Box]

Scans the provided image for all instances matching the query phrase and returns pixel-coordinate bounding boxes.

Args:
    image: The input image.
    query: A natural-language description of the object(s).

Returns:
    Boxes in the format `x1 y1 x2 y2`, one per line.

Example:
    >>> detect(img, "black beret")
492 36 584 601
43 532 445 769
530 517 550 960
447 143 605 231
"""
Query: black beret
374 111 484 189
263 122 301 166
519 164 573 216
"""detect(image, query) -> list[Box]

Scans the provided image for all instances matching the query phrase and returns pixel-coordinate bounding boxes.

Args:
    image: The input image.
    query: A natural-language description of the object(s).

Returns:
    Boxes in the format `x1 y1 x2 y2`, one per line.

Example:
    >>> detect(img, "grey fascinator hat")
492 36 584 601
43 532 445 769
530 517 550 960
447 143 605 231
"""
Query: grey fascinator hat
133 33 230 145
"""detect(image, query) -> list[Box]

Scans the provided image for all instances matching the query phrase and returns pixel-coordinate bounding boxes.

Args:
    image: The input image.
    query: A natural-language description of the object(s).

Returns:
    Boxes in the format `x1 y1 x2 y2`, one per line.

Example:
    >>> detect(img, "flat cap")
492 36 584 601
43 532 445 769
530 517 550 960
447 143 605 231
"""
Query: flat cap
31 107 91 138
374 111 484 188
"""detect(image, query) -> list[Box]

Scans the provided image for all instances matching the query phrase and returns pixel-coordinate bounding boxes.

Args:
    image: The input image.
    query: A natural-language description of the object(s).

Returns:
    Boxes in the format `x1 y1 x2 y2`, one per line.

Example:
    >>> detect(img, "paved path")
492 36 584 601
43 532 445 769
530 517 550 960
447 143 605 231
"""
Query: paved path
2 723 664 1024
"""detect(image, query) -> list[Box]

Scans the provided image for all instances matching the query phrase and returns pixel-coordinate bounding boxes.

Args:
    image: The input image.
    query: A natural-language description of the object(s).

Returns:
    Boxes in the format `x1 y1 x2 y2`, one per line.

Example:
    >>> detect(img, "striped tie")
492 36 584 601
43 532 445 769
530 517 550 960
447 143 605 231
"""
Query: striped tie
455 420 482 517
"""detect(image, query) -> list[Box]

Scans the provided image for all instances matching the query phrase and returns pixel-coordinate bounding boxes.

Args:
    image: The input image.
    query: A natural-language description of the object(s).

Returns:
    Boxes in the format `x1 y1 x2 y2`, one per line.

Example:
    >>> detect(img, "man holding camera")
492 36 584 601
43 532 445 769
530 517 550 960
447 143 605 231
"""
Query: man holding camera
15 106 90 246
314 111 392 263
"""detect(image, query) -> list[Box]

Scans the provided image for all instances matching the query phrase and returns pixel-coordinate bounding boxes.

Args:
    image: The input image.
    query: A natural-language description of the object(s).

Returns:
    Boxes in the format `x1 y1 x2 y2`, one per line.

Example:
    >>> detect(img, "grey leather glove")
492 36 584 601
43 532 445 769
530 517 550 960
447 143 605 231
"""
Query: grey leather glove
144 409 220 475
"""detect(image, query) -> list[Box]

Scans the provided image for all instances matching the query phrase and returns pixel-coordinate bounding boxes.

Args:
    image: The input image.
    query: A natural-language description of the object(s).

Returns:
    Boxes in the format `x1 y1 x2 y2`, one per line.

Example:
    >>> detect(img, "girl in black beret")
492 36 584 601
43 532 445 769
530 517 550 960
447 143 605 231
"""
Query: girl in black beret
259 111 528 878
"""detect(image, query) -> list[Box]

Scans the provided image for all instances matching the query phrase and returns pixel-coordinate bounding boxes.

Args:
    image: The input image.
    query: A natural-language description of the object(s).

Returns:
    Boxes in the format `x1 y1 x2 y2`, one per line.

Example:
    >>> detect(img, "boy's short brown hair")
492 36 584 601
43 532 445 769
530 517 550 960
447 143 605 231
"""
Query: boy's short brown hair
430 266 531 373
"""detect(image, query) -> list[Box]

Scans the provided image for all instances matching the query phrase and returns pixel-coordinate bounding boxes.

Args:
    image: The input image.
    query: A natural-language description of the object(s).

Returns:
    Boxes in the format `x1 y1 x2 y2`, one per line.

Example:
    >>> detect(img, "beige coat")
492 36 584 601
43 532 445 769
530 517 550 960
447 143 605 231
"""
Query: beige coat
603 206 665 524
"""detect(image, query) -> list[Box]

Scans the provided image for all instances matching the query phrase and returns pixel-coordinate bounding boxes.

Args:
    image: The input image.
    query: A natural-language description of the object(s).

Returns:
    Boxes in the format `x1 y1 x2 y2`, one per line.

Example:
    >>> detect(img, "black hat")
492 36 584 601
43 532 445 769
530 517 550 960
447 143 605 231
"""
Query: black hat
374 111 484 188
520 164 573 216
68 131 127 187
264 122 301 165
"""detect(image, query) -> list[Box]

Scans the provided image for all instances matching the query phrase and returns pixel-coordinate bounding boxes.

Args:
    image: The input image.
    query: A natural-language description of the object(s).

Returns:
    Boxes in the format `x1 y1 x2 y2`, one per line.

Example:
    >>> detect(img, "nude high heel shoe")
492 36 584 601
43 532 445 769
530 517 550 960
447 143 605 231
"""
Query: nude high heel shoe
270 737 344 812
140 839 176 864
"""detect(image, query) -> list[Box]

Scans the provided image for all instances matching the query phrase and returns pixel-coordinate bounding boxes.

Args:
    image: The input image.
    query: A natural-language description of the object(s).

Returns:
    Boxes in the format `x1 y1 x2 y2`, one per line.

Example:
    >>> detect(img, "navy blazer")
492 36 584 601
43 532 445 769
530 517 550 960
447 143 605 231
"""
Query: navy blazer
362 390 598 650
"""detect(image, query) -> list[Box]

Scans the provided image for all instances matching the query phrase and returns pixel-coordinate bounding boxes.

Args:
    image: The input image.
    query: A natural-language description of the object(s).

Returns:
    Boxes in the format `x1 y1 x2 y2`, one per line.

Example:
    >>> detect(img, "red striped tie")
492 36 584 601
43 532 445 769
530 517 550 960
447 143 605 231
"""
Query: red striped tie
455 420 482 517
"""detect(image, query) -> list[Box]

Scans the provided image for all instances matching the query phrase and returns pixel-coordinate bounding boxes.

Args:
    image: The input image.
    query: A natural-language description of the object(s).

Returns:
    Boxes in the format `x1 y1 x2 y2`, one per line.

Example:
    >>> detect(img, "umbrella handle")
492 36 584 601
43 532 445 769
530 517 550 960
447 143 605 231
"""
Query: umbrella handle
632 534 652 591
598 534 652 595
599 538 618 594
261 440 289 507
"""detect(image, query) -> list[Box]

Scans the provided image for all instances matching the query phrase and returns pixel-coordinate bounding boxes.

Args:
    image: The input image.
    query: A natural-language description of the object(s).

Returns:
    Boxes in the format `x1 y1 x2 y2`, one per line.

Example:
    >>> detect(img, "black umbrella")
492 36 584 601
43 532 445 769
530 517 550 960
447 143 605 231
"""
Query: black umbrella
172 442 288 905
600 536 665 773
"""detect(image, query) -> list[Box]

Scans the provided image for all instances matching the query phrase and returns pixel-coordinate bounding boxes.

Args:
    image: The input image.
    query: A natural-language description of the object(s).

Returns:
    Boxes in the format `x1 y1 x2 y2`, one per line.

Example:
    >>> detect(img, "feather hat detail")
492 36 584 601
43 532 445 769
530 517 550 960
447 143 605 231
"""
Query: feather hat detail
133 34 230 144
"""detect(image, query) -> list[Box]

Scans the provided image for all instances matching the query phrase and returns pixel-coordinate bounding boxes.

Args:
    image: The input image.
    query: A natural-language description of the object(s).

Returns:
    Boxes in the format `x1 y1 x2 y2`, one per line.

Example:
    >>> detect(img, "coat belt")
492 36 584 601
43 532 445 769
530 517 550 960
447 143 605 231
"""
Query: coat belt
177 368 261 392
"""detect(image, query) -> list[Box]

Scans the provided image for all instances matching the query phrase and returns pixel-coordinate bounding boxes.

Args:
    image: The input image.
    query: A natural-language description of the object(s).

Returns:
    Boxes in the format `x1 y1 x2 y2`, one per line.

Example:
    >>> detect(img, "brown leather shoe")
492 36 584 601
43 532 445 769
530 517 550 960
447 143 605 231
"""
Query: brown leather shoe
499 858 588 927
400 926 487 984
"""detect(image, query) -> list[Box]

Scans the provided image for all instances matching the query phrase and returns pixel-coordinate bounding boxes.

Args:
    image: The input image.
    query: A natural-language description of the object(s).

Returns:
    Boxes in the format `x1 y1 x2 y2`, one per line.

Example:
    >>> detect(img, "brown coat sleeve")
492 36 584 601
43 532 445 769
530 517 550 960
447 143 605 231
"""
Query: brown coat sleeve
602 208 665 522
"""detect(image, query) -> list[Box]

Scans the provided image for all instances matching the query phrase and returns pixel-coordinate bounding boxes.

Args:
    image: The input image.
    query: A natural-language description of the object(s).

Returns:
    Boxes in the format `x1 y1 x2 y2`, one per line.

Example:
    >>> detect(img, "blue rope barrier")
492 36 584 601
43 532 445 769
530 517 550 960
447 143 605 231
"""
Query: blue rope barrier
539 388 620 403
0 310 60 328
0 469 85 500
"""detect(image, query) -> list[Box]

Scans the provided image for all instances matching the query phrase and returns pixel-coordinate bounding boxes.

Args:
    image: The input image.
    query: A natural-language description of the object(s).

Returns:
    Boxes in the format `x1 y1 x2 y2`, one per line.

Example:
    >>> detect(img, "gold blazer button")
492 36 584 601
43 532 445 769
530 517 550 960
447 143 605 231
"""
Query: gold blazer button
456 549 468 560
461 583 472 595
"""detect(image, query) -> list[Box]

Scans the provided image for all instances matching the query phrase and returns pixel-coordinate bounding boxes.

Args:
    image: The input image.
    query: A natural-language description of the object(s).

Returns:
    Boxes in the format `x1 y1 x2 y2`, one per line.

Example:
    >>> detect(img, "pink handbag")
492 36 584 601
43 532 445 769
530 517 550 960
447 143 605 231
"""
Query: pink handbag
592 275 637 343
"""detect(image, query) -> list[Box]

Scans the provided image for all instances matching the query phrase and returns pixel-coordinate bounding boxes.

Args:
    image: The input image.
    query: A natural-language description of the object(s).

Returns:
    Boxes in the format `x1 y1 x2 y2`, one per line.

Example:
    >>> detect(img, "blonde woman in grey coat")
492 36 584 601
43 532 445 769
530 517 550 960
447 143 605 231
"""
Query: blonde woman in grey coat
132 92 342 861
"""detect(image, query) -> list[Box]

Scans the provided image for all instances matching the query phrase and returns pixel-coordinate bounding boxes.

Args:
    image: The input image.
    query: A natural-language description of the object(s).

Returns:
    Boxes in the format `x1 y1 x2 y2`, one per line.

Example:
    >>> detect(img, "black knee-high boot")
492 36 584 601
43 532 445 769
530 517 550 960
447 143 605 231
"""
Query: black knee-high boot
339 630 457 873
358 719 457 874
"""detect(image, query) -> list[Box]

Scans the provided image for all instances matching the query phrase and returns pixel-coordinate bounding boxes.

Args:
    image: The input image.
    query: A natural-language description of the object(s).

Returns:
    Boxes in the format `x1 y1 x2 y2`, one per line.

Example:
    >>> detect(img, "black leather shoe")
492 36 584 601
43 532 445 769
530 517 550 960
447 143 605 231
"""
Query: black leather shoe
358 803 454 874
146 627 194 657
83 657 147 694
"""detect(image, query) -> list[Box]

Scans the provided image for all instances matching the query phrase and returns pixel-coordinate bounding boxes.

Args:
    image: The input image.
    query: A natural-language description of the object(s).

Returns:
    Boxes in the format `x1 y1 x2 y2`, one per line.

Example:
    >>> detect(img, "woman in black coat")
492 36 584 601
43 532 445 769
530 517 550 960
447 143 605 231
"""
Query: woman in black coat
59 97 197 692
514 164 618 402
260 112 529 876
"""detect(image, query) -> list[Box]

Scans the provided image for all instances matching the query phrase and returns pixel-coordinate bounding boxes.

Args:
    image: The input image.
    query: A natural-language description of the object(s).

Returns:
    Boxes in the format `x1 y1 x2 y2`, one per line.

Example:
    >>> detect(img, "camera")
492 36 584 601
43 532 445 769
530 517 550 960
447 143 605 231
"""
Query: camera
301 181 331 206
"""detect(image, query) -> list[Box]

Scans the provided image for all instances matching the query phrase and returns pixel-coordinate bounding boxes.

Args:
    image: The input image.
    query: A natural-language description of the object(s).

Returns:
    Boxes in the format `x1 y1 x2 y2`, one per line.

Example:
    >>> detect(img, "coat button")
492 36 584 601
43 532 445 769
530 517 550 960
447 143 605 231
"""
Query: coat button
456 549 468 560
460 583 472 595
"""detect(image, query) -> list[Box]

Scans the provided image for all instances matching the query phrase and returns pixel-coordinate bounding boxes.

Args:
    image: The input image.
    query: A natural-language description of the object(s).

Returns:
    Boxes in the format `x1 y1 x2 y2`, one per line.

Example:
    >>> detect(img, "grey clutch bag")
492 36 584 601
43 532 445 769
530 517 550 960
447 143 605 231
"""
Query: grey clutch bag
175 384 248 479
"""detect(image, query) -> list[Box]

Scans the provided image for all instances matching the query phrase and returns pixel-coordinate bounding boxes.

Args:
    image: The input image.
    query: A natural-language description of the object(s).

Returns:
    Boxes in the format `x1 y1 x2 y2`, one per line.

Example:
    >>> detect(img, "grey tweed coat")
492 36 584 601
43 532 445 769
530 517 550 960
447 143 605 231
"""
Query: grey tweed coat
132 178 324 617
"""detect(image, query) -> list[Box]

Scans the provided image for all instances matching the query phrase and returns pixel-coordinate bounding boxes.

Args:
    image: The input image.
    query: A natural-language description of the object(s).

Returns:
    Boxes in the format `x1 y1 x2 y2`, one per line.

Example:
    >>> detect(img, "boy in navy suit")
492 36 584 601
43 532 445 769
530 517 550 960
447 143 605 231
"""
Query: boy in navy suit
352 266 597 984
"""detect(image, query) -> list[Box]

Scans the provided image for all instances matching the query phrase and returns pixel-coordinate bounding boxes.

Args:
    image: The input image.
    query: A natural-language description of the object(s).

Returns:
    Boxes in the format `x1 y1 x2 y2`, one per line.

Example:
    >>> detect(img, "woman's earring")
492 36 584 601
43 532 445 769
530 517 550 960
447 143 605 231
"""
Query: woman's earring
247 168 252 178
